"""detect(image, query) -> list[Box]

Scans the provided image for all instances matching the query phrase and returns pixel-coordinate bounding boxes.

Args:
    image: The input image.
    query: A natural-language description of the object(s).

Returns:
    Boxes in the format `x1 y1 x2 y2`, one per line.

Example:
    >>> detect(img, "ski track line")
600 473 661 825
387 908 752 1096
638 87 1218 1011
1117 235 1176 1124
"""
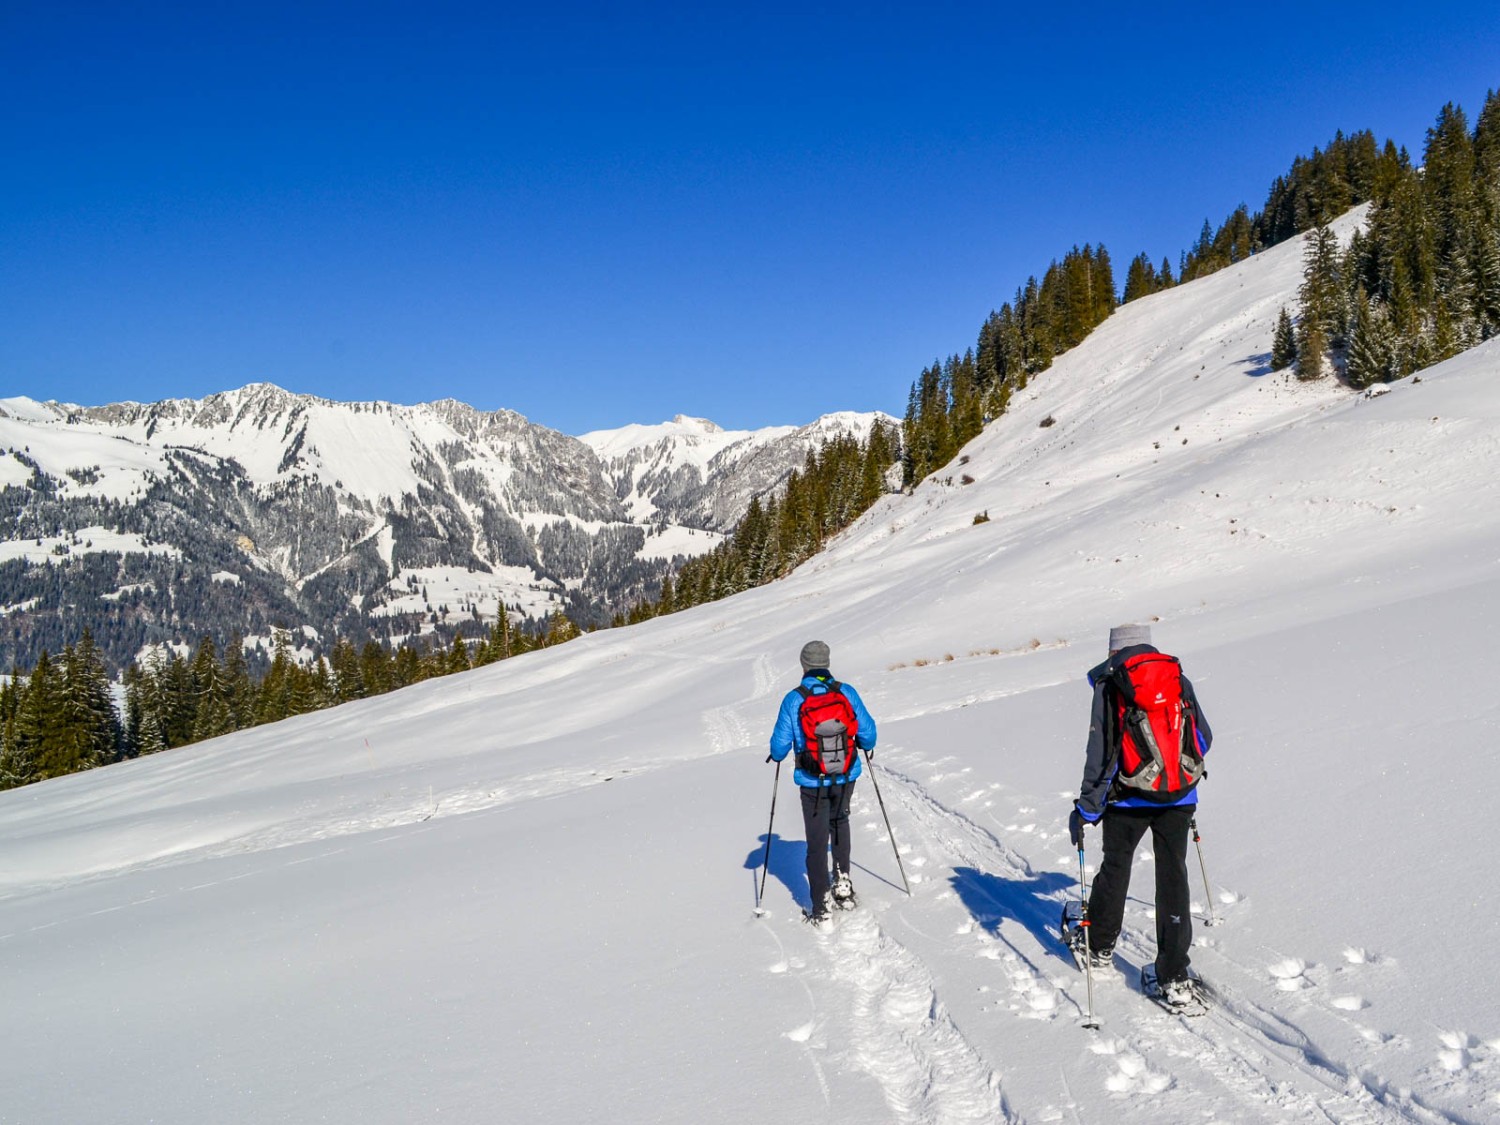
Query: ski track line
816 908 1016 1124
755 916 832 1107
867 754 1478 1124
1195 983 1486 1125
890 758 1394 1119
874 759 1077 1024
705 653 779 756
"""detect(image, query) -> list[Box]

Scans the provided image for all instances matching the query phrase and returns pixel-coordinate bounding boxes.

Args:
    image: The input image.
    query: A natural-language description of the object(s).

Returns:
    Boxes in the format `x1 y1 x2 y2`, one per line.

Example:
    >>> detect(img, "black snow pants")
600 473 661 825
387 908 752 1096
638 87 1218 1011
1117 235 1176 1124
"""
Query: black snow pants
1086 803 1194 983
800 781 855 910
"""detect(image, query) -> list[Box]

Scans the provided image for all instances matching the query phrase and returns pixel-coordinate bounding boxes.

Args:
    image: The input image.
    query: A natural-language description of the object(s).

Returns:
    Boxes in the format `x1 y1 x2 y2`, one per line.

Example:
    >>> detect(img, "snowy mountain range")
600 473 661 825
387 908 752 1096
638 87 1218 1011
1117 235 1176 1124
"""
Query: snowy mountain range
0 388 892 668
5 204 1500 1123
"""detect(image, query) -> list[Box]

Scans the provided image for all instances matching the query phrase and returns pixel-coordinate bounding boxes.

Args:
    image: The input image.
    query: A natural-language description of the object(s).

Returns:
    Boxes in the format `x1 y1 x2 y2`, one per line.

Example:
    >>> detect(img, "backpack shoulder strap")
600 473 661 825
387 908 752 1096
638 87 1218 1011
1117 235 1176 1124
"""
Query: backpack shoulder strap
796 679 841 699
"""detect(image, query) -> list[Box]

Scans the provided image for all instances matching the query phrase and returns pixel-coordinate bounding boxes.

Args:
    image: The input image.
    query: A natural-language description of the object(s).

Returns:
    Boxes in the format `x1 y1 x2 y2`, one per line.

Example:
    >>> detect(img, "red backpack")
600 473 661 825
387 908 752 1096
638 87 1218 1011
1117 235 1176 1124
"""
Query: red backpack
1108 653 1204 802
795 682 860 777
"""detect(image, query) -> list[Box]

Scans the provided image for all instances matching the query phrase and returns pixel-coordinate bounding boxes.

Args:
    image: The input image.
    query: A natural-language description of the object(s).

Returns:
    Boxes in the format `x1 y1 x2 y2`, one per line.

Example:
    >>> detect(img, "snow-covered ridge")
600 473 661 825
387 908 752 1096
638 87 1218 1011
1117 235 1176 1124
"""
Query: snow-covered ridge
0 379 893 664
584 409 896 529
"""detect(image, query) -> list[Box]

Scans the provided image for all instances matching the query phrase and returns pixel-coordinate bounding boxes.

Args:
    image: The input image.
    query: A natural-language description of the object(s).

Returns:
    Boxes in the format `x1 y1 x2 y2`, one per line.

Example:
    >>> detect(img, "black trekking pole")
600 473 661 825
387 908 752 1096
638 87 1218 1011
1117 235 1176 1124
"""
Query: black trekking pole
860 748 911 895
1190 817 1218 927
1076 841 1100 1030
754 759 782 916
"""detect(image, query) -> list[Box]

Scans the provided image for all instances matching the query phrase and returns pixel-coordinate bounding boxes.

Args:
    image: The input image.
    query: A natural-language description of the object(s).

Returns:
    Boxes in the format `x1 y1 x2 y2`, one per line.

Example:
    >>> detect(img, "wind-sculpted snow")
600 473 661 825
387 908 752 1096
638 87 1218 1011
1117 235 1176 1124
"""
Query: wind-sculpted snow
4 208 1500 1122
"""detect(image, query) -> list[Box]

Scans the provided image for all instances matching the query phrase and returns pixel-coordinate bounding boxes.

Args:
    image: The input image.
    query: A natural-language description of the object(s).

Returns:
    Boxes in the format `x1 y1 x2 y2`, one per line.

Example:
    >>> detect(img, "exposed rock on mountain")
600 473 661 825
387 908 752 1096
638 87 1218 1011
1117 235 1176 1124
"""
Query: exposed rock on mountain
0 386 892 669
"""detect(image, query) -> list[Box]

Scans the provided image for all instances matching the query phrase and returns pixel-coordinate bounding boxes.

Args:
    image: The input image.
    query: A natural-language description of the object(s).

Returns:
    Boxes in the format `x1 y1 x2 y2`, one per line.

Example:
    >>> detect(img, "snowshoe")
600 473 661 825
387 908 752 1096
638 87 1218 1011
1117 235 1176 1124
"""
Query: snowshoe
803 894 834 932
1060 904 1113 970
1141 963 1210 1016
831 872 858 911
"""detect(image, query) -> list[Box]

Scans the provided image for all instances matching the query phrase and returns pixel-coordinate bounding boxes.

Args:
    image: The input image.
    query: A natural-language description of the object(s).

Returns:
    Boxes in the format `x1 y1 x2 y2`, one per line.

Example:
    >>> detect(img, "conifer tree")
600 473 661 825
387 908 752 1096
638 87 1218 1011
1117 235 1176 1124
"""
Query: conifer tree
1345 291 1396 388
1296 315 1328 380
329 638 364 703
446 632 471 675
136 707 167 756
66 630 120 766
191 635 236 742
131 651 171 756
0 663 38 787
1123 253 1160 303
286 660 323 716
160 652 197 749
1476 227 1500 337
14 651 65 780
256 631 294 725
1301 223 1342 337
1272 307 1297 370
0 672 22 784
392 644 423 689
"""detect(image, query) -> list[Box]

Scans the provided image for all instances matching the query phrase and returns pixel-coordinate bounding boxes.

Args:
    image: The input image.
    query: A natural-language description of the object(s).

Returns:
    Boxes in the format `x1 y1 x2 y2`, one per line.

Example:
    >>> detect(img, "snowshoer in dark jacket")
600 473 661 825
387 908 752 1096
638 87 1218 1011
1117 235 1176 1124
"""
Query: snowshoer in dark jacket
769 640 877 926
1069 623 1213 1004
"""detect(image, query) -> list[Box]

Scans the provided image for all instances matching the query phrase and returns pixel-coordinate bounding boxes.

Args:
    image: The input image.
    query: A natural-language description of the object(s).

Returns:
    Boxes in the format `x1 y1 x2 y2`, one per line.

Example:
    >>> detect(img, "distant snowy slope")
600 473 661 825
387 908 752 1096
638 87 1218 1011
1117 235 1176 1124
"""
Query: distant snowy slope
583 409 895 530
0 384 891 667
3 209 1499 1124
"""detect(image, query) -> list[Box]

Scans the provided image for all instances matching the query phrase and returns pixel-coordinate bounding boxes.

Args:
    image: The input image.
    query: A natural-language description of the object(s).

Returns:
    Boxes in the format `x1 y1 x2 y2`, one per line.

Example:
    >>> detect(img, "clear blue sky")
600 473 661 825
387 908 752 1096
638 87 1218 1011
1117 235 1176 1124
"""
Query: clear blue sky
4 3 1498 433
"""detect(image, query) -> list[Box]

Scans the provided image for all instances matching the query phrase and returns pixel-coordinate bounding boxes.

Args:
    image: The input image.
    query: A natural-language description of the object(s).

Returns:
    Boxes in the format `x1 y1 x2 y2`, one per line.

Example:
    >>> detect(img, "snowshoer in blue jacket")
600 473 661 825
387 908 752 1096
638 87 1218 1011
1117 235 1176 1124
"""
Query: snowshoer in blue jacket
769 640 877 924
1068 623 1213 1007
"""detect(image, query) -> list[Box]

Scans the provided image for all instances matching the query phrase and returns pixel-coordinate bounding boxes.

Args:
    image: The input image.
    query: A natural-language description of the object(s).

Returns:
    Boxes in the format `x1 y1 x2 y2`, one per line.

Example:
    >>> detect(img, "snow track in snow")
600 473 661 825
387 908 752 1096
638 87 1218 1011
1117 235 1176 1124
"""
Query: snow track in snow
846 752 1479 1124
814 909 1014 1124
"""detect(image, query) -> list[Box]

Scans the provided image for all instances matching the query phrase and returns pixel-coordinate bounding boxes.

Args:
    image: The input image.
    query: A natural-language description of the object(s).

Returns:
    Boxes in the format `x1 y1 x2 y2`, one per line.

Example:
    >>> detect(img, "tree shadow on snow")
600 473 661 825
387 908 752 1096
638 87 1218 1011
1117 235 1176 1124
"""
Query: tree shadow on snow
744 834 811 911
950 866 1078 970
1240 351 1275 377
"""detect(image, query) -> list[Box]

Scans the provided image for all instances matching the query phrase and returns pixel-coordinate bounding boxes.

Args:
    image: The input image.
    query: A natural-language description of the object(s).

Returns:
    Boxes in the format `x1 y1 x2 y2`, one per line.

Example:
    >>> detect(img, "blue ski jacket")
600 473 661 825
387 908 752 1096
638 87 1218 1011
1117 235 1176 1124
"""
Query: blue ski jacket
1075 644 1213 821
769 671 878 788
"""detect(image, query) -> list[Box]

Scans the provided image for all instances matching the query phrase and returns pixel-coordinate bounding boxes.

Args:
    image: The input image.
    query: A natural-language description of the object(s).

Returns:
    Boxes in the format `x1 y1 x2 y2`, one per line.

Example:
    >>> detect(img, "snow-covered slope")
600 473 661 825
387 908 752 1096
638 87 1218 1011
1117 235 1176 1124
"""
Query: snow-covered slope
4 211 1500 1124
582 409 894 530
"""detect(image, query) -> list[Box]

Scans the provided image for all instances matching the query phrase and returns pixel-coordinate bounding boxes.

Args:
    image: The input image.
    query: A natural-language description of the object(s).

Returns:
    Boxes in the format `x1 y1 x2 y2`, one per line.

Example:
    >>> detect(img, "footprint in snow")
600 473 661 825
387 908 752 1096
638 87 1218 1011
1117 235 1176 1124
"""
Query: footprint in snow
1005 959 1059 1019
1268 957 1312 991
1090 1041 1173 1094
1330 994 1368 1011
1434 1031 1500 1077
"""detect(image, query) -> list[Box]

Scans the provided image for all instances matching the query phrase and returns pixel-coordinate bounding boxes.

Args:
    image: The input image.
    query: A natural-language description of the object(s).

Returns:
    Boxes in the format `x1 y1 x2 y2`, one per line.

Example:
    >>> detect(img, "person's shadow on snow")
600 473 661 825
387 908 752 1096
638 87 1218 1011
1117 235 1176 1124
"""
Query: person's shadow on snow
744 834 810 911
950 865 1077 969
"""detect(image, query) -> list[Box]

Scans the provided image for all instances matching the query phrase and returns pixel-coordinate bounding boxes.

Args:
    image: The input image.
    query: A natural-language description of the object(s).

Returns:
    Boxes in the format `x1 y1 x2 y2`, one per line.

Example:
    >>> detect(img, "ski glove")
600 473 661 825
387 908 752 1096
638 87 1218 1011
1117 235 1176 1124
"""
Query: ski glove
1069 806 1103 848
1069 802 1103 846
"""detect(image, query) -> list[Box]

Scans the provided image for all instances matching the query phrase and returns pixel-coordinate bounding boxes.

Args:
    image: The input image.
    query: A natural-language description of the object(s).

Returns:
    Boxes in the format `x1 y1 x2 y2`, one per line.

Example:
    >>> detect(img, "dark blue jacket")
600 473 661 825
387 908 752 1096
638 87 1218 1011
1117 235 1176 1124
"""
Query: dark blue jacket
1076 645 1212 819
769 671 878 787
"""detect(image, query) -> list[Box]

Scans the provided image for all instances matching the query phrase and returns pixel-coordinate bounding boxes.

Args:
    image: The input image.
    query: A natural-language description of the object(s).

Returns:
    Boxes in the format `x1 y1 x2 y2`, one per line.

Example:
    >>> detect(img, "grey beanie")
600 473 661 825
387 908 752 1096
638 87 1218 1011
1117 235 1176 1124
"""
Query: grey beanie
1107 623 1152 652
799 640 831 671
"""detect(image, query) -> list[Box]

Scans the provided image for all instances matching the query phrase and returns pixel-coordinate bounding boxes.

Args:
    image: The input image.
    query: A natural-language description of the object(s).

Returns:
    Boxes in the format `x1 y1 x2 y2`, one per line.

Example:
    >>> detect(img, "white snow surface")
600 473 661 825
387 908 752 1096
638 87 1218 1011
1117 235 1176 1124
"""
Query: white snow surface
5 213 1500 1123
